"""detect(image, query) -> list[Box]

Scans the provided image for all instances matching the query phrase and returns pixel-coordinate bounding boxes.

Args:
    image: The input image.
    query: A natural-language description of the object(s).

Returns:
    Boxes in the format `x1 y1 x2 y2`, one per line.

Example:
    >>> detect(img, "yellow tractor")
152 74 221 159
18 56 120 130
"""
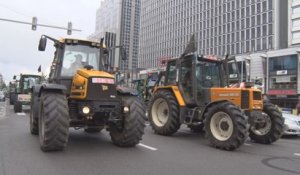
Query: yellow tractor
30 35 146 151
148 36 284 150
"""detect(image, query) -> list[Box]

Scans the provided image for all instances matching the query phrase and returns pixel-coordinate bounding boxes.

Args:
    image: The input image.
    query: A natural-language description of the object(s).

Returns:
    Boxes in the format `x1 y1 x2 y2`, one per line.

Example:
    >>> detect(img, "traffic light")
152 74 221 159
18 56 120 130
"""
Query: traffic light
32 17 37 31
67 22 72 35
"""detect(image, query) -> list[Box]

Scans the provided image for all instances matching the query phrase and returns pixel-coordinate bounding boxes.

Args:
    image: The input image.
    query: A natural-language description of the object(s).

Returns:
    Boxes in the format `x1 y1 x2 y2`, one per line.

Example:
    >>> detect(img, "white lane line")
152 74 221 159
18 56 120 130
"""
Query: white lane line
17 112 26 116
294 153 300 156
138 143 158 151
244 143 252 146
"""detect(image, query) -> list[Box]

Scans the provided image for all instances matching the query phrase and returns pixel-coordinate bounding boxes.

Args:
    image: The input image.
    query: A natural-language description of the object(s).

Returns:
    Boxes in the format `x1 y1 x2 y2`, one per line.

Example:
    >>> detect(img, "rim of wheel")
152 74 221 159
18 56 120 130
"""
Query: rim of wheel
250 113 272 136
151 98 169 127
210 112 234 141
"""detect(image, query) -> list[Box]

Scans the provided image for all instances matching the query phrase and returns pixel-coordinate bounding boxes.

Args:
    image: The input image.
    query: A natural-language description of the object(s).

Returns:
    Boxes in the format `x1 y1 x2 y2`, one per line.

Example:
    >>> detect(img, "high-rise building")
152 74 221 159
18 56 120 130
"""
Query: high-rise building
89 0 141 72
139 0 282 68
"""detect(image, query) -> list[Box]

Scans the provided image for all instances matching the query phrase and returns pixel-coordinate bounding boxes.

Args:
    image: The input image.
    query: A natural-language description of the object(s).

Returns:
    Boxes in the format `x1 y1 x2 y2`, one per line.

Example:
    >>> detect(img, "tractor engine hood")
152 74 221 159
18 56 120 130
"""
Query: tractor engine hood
77 69 115 79
210 87 263 110
70 68 117 100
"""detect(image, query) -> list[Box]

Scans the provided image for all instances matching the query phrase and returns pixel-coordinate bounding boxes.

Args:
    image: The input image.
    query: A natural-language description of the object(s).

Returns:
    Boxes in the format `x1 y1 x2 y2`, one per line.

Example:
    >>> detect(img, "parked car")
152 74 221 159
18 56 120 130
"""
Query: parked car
0 91 5 102
282 112 300 136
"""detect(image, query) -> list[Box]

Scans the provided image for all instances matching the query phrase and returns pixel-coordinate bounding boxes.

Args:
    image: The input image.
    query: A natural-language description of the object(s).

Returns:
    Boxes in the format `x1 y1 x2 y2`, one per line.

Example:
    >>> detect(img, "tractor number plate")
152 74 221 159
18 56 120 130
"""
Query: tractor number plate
92 78 114 84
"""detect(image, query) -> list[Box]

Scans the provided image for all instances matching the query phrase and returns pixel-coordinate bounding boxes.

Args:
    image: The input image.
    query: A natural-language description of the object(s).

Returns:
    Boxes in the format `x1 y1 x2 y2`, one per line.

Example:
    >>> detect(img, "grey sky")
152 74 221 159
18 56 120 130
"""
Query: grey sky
0 0 100 83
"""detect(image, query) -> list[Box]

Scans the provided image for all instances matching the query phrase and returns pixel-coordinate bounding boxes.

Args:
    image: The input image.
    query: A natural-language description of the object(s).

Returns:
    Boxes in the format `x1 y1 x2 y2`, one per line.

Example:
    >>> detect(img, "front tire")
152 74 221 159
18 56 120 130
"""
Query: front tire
148 90 181 135
39 92 69 151
204 102 248 151
30 94 39 135
110 97 146 147
249 102 284 144
14 101 22 113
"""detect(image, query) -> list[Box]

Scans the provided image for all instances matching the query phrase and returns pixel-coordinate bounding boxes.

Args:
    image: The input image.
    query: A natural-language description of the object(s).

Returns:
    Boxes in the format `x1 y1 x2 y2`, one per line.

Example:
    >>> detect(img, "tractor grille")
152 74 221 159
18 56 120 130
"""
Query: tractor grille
253 91 262 100
241 90 250 109
86 78 117 100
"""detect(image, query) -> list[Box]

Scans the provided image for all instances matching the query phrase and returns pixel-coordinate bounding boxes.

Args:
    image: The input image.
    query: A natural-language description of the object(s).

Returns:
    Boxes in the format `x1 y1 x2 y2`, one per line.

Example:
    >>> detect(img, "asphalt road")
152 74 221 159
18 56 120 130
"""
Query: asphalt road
0 101 300 175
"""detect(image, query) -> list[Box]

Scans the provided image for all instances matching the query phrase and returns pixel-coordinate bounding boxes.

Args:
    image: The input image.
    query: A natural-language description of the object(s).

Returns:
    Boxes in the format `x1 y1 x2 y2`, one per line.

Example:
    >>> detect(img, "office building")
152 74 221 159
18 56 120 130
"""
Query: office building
89 0 141 72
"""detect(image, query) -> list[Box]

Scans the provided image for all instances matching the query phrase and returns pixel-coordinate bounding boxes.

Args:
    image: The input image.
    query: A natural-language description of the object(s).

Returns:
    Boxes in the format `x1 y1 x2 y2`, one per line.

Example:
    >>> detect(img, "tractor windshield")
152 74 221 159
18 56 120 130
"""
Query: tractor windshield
196 61 221 88
61 45 100 76
22 76 41 93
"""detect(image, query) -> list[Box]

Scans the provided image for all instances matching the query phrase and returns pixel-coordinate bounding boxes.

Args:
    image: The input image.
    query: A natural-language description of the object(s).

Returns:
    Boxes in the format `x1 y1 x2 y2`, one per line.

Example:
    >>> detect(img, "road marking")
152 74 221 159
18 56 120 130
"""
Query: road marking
138 143 158 151
244 143 252 146
17 112 26 116
294 153 300 156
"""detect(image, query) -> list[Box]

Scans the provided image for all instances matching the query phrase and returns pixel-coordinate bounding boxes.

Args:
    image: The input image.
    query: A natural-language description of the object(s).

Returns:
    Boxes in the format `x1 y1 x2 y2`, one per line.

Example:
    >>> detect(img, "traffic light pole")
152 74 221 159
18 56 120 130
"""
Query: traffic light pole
0 17 81 35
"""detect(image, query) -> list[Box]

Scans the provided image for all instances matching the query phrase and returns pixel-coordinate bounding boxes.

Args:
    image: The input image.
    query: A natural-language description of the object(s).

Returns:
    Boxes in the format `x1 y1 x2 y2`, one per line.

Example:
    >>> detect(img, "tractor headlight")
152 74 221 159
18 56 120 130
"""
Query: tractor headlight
123 106 129 113
82 106 90 114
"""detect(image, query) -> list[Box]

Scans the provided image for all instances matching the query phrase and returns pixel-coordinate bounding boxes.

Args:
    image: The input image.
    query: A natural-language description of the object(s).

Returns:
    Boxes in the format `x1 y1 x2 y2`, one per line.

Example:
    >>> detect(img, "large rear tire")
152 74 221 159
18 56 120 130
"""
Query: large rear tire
249 102 284 144
14 101 22 113
148 90 181 135
204 102 248 151
30 94 39 135
39 92 69 151
110 97 146 147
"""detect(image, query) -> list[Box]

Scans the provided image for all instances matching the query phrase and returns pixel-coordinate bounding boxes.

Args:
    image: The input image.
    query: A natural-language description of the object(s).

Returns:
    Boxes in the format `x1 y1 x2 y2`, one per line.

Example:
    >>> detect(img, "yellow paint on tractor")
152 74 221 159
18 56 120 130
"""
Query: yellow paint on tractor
70 68 115 100
77 69 114 79
154 86 186 106
210 87 263 111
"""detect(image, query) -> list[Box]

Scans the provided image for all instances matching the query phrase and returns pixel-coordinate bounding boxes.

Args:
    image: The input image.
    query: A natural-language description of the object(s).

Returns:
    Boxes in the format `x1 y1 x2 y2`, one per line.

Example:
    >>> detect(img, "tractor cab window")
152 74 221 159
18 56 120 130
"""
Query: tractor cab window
196 61 221 104
61 45 100 76
196 61 221 88
180 59 193 103
165 61 177 85
22 76 41 93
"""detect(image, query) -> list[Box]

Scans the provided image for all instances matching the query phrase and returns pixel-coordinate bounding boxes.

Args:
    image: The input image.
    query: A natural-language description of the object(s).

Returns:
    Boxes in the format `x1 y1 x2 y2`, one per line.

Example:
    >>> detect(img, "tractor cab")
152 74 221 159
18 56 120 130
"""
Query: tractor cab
39 36 110 96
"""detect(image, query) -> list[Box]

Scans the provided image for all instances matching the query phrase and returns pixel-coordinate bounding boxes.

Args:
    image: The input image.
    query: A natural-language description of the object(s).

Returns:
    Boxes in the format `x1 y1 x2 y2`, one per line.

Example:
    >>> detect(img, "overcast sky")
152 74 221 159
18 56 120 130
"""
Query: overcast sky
0 0 101 84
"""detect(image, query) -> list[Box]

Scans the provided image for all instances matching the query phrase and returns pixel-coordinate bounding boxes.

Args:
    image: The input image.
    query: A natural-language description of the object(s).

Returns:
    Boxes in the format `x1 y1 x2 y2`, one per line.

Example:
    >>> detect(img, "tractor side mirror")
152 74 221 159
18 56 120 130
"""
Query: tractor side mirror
13 75 16 80
38 36 47 51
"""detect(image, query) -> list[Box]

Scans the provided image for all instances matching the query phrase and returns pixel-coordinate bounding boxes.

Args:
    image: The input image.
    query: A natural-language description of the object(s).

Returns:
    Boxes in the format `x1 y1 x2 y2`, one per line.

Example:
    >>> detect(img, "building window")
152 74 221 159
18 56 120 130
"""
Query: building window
269 55 298 71
268 11 273 22
251 16 255 26
262 37 267 50
251 5 255 15
246 17 250 28
268 36 273 49
293 19 300 27
268 24 273 35
262 1 267 11
256 38 261 50
293 31 300 39
293 7 300 14
257 15 261 25
263 25 267 36
268 0 273 10
251 28 255 38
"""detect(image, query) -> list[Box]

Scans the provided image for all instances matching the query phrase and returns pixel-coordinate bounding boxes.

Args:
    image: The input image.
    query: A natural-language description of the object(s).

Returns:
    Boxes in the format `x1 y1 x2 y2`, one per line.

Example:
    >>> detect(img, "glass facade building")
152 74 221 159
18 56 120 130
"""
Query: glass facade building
89 0 141 71
139 0 275 69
